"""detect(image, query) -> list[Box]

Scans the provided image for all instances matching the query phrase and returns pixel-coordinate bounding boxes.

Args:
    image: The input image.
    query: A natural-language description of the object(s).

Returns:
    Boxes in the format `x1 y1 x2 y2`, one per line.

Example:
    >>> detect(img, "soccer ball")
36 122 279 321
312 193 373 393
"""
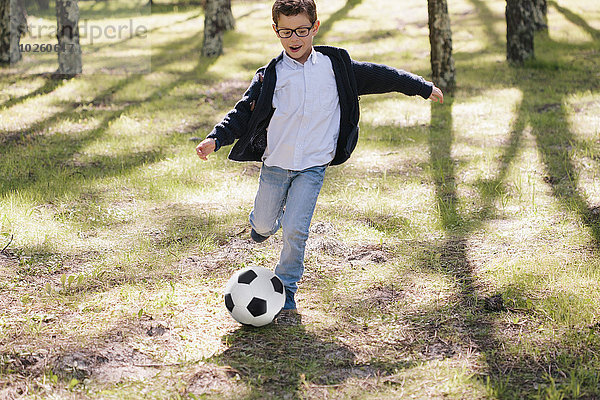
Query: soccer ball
224 266 286 327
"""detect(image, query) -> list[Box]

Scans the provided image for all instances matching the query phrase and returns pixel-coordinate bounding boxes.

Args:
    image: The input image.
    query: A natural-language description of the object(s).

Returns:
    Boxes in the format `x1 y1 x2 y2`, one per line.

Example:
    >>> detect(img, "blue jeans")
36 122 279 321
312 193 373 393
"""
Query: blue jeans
249 163 327 310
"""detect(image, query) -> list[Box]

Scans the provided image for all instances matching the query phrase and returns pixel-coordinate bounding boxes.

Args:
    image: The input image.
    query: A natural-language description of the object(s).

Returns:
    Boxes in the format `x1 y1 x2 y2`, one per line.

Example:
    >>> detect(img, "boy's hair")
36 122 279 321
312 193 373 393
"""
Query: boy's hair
272 0 317 26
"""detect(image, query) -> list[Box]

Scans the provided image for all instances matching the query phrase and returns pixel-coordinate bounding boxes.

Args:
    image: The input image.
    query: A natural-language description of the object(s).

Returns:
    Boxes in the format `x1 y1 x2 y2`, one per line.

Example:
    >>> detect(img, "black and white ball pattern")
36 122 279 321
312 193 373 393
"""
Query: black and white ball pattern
224 266 286 327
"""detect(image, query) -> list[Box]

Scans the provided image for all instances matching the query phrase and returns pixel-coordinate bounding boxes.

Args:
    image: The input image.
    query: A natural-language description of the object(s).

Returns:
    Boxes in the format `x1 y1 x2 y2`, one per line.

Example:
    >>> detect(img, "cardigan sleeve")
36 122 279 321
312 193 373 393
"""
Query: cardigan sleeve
206 70 264 151
352 60 433 99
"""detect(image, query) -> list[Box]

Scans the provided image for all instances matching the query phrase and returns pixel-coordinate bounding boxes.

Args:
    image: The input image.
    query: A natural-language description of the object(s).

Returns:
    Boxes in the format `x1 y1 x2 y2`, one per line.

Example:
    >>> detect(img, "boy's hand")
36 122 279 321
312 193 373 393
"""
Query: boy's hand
196 138 216 160
429 85 444 104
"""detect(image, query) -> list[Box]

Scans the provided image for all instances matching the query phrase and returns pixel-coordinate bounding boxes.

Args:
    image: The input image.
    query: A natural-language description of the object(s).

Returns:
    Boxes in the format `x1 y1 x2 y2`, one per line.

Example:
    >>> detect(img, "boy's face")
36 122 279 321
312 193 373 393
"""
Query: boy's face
273 13 320 65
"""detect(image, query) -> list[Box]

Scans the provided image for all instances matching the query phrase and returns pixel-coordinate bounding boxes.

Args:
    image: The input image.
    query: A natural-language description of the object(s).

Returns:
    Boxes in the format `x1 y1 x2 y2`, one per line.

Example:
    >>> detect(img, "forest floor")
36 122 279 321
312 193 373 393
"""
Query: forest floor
1 0 600 399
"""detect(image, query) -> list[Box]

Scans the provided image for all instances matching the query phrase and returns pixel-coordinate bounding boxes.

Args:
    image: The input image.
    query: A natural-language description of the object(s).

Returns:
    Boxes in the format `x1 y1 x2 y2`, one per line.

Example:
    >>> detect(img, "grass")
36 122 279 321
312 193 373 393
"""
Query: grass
1 0 600 398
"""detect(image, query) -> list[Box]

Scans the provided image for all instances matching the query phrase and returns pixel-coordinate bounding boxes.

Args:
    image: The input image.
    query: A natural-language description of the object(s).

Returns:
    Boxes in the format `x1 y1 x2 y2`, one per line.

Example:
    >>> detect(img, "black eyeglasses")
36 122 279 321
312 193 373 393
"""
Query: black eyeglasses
275 22 315 38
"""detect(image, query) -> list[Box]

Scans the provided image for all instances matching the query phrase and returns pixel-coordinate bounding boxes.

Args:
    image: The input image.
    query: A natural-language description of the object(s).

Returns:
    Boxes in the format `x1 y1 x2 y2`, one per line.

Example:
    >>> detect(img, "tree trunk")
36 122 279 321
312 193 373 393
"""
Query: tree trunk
427 0 455 94
506 0 535 64
56 0 82 76
0 0 27 65
532 0 547 31
202 0 235 58
36 0 49 10
39 0 49 10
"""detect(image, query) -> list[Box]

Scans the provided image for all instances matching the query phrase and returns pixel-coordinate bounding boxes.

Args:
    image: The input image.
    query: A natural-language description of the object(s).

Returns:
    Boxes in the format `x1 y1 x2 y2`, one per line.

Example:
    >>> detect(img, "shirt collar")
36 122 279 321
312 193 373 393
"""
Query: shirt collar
281 48 318 69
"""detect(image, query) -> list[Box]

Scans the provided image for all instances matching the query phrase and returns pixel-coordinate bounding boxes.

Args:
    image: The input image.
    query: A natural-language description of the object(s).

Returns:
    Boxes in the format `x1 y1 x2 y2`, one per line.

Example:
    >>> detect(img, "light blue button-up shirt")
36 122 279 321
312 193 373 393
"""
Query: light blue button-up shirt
262 48 341 171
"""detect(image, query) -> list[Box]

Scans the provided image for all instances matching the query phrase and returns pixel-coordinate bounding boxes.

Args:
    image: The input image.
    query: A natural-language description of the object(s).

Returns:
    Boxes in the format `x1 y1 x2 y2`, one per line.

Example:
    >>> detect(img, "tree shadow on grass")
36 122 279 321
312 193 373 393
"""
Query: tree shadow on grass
315 0 364 43
423 3 600 397
468 0 600 245
150 1 205 15
528 90 600 244
0 1 250 147
0 74 67 110
0 48 230 301
207 322 414 399
0 11 251 302
0 6 266 298
465 0 504 51
0 29 219 199
549 0 600 40
25 1 152 20
426 97 600 399
204 2 600 397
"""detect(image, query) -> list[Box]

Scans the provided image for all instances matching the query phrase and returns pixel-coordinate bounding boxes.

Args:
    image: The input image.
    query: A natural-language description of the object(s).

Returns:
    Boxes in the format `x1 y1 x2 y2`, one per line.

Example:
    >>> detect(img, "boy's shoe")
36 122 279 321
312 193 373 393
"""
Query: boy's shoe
274 309 302 326
250 228 269 243
283 289 296 311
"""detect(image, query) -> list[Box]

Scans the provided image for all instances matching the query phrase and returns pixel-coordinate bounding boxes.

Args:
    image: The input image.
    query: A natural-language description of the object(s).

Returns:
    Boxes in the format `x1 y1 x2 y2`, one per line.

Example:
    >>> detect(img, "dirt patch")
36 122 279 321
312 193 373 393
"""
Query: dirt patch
535 103 561 113
306 236 349 257
186 364 245 397
305 222 349 256
180 237 256 277
0 352 45 376
361 283 404 310
421 339 459 360
53 320 174 384
309 221 337 235
91 344 162 384
54 351 110 380
347 244 389 264
51 342 162 385
0 317 182 389
0 251 18 268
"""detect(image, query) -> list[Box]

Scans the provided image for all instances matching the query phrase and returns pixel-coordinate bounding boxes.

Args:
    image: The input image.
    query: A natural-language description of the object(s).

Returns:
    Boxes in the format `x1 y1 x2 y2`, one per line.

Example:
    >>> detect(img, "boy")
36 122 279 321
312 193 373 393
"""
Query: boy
196 0 443 317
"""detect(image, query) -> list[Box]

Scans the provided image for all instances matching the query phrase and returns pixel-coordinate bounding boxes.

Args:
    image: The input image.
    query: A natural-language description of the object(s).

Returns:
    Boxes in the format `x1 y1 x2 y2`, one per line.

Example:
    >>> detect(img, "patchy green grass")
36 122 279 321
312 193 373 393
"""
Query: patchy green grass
1 0 600 399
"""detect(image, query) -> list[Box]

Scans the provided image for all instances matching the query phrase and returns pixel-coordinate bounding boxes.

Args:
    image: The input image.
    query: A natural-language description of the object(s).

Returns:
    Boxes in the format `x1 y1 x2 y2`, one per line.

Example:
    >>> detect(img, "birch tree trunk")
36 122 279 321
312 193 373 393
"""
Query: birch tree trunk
532 0 548 31
36 0 50 10
427 0 455 93
202 0 235 58
56 0 82 75
0 0 27 65
506 0 535 64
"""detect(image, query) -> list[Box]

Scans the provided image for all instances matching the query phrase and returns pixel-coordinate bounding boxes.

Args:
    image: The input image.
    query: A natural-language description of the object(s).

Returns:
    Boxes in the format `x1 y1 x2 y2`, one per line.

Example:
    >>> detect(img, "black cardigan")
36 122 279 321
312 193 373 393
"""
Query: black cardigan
207 45 433 166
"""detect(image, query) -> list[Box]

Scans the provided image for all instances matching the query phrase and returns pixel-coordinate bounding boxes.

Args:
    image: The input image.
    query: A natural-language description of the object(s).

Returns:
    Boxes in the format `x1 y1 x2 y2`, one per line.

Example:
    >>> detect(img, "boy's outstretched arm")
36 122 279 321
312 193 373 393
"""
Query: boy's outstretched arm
195 69 266 161
196 138 216 160
430 85 444 103
351 58 445 104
